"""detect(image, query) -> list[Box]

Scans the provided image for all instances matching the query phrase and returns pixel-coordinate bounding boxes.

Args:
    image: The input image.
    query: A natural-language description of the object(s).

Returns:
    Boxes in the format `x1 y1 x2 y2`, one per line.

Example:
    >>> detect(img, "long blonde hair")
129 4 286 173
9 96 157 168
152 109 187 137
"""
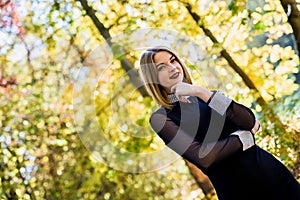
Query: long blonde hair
139 46 193 109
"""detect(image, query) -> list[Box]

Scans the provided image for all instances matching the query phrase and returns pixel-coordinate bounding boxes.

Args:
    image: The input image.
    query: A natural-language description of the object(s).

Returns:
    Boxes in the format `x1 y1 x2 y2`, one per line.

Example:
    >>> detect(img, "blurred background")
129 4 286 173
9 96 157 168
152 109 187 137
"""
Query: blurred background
0 0 299 199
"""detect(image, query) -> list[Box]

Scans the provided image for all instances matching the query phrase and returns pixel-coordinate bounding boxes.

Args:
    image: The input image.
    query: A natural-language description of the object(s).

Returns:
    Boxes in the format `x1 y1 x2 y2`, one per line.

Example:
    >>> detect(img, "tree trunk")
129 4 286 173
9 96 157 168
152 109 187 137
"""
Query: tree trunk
280 0 300 55
185 160 215 196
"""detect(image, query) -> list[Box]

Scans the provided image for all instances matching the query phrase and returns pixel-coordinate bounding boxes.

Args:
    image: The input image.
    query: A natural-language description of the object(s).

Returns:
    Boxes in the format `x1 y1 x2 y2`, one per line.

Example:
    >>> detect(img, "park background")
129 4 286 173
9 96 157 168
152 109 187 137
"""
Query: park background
1 0 300 199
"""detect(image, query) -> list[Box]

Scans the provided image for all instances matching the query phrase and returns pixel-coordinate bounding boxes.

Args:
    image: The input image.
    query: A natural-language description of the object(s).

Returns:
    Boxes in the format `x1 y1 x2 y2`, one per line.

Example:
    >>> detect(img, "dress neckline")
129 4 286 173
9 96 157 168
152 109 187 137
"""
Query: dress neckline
167 94 191 103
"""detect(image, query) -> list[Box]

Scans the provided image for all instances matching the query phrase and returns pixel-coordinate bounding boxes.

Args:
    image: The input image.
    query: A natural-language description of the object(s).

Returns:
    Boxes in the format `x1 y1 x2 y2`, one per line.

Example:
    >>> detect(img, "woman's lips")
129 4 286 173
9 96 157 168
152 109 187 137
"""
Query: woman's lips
170 72 180 79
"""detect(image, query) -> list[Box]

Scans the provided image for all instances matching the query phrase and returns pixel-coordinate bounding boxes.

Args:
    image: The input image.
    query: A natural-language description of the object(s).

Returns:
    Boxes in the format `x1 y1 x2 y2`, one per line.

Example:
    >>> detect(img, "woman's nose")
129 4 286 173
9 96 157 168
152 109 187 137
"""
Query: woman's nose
167 64 176 72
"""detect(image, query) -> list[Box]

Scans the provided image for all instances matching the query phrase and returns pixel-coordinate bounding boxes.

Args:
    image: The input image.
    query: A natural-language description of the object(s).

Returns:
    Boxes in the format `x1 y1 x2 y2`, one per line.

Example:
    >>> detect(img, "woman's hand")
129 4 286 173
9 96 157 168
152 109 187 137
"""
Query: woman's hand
251 119 261 134
170 82 197 103
170 82 213 103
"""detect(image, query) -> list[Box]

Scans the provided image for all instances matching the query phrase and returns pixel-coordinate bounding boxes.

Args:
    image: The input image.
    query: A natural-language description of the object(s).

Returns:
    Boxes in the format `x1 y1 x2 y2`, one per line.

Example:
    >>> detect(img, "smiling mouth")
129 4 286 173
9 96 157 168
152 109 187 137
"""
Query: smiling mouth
170 72 180 79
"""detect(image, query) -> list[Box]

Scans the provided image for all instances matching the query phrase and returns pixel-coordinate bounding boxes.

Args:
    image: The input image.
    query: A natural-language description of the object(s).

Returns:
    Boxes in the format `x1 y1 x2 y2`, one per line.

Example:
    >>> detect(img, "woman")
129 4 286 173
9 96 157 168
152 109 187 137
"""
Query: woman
139 46 300 200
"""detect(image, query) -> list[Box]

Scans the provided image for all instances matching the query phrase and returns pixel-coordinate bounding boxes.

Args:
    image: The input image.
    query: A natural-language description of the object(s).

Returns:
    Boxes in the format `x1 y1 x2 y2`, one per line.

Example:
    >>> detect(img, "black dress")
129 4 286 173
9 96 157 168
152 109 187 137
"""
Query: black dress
150 94 300 200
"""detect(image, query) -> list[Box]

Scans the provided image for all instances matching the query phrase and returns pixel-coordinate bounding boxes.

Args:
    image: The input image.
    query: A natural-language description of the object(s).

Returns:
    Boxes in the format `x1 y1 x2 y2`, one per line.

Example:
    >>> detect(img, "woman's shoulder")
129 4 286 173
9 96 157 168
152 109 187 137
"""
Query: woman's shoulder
149 107 168 132
151 106 167 118
150 104 180 125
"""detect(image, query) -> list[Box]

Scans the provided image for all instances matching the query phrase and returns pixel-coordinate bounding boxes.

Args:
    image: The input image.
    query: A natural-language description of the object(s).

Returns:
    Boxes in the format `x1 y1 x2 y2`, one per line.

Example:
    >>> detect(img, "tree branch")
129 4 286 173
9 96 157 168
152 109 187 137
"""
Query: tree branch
185 2 266 105
77 0 148 97
77 0 112 45
184 2 290 134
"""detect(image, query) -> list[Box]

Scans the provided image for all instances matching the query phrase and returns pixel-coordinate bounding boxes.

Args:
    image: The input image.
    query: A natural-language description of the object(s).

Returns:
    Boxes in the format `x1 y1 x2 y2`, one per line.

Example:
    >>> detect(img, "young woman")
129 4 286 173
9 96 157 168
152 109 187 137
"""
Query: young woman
139 46 300 200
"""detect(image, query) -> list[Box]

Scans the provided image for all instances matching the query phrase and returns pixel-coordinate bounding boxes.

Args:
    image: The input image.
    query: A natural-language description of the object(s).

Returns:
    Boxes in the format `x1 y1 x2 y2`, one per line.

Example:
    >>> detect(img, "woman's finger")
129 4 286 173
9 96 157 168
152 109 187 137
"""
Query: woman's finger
251 119 261 134
177 95 190 103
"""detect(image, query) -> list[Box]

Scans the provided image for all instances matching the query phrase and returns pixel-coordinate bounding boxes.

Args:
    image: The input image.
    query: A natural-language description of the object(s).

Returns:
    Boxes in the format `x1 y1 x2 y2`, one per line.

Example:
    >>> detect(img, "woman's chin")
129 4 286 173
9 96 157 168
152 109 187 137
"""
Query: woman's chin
175 77 184 83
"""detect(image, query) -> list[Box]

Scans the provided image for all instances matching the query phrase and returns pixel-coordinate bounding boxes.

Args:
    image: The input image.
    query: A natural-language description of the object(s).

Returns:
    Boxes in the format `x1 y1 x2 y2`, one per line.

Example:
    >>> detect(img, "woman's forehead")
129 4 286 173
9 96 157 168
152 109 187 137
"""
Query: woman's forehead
153 51 173 62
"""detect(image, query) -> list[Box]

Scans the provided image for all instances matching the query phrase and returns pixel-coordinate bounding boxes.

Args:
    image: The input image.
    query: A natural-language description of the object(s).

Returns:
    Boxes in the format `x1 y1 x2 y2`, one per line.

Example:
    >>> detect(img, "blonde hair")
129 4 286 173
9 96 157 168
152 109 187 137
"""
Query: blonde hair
139 46 193 109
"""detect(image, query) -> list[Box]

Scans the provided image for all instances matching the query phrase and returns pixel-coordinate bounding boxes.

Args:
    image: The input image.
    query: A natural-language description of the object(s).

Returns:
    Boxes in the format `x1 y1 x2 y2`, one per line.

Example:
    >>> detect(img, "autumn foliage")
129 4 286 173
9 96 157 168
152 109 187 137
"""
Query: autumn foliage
0 0 299 199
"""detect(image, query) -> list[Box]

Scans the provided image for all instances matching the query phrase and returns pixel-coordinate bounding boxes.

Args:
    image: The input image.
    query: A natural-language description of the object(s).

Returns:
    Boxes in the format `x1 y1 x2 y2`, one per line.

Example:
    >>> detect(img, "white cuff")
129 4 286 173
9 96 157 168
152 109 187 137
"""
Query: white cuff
230 130 255 151
208 91 232 116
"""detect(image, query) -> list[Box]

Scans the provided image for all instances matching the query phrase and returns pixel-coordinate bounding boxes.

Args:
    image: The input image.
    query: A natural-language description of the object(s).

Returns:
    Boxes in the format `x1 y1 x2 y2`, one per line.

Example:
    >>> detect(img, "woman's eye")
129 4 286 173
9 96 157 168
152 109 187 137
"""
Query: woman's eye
157 65 165 71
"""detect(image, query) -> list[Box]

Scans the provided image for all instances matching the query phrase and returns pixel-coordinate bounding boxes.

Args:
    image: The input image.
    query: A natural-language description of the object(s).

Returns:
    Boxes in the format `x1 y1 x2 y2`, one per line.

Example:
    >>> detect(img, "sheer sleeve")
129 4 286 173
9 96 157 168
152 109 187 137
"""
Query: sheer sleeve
150 112 244 169
226 101 256 130
208 91 256 131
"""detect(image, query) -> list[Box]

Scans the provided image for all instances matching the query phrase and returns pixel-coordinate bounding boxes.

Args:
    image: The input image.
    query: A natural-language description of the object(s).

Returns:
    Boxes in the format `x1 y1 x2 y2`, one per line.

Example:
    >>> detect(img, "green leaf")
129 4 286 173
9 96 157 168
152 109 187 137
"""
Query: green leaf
254 21 267 30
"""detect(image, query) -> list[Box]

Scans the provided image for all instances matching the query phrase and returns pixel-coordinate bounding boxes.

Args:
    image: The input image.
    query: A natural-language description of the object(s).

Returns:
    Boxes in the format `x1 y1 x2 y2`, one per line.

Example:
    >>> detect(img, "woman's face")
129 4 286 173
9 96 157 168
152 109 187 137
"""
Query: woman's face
153 51 184 93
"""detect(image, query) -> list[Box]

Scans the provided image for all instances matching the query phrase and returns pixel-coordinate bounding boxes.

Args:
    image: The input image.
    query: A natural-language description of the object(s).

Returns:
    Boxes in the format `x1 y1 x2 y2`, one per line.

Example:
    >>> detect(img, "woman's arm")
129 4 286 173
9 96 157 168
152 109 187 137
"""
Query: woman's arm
207 91 256 131
150 112 255 169
171 83 257 131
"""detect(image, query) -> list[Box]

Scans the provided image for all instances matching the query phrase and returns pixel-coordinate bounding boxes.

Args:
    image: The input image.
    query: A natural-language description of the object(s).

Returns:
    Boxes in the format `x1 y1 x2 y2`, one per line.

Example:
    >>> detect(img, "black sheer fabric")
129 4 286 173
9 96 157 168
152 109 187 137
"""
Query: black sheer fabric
150 96 255 169
226 101 256 130
150 95 300 200
150 111 243 169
